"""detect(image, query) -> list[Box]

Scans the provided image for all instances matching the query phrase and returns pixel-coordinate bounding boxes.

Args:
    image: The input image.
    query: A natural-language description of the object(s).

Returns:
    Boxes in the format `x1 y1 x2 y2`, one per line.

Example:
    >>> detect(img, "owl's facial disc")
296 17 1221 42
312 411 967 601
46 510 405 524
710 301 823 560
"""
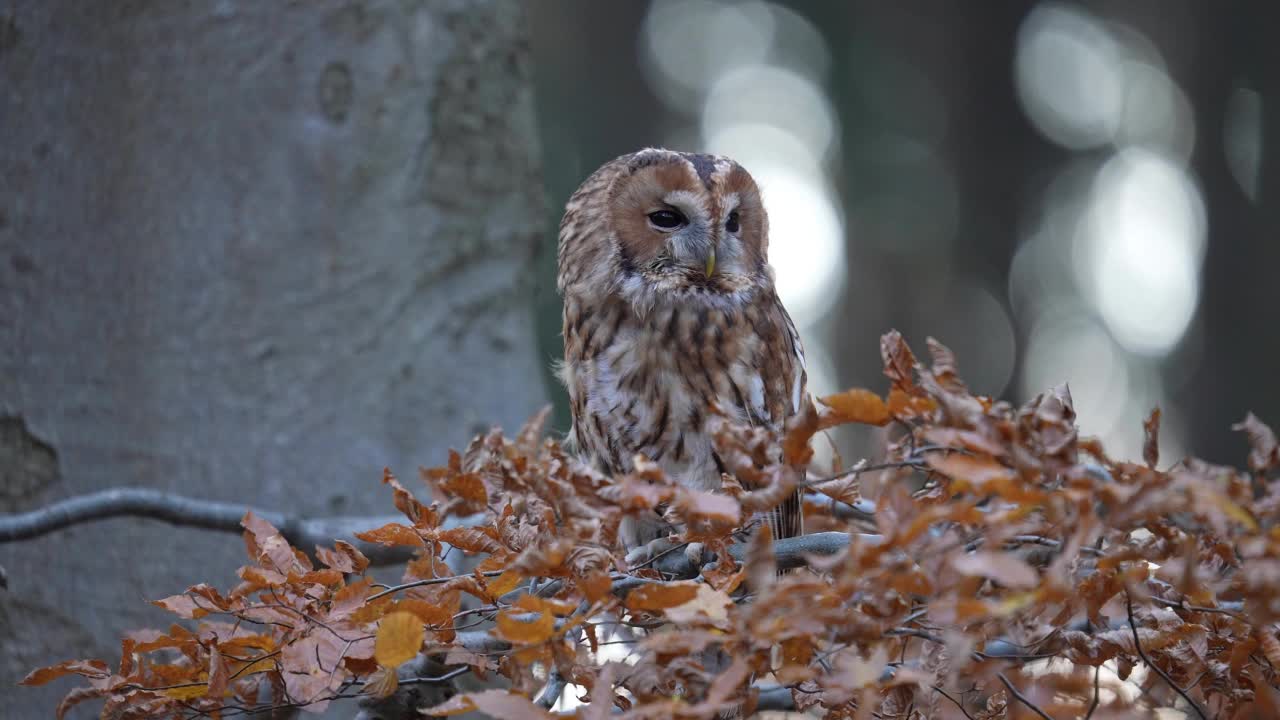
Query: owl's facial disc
606 154 767 300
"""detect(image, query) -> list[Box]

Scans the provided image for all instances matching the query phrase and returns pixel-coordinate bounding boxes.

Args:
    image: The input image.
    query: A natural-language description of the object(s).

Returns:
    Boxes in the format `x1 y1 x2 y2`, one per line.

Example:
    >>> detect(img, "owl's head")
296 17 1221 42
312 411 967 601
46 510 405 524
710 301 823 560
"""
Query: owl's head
558 148 772 314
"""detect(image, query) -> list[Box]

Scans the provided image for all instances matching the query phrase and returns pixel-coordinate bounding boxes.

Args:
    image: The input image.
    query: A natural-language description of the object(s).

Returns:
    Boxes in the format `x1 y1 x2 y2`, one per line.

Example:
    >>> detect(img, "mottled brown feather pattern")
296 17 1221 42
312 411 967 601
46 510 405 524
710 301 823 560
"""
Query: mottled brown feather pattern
558 148 808 549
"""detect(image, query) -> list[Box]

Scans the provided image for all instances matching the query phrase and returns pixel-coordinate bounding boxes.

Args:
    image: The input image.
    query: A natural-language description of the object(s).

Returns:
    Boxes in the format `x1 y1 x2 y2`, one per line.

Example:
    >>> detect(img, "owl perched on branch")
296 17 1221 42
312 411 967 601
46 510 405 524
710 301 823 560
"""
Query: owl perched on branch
557 148 809 557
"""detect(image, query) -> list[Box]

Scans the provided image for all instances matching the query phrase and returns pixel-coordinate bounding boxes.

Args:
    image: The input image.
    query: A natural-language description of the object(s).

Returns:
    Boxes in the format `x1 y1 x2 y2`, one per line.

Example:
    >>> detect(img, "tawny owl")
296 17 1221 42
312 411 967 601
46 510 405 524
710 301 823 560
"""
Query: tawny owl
557 148 808 556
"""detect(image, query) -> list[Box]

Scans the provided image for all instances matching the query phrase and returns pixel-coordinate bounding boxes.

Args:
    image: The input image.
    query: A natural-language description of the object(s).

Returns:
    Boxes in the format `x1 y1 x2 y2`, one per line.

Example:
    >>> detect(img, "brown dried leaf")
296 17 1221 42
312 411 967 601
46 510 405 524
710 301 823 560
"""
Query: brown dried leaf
664 584 732 626
819 388 891 427
315 540 370 574
1233 412 1280 473
951 551 1039 589
354 522 426 548
880 330 918 391
624 581 700 612
1143 407 1161 469
421 689 556 719
438 526 504 555
20 659 110 687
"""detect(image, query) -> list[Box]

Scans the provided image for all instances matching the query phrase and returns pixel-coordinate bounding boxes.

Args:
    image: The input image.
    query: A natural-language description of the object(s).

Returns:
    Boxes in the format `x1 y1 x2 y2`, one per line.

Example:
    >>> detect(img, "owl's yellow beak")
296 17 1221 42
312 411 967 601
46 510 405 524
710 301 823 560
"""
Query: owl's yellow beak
704 246 716 277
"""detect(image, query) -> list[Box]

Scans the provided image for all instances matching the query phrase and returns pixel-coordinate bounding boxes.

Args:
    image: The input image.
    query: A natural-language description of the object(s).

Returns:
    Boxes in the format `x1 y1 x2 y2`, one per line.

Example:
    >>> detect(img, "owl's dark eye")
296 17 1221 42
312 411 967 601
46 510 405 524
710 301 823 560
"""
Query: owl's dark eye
725 210 740 234
648 209 685 230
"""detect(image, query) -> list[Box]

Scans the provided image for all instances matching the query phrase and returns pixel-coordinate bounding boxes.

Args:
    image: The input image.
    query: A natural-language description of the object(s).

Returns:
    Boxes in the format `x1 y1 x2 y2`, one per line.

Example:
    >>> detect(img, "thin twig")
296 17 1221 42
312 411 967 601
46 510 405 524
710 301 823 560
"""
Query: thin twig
1084 664 1100 719
397 666 469 686
932 685 977 720
996 672 1055 720
367 570 506 602
1124 590 1208 720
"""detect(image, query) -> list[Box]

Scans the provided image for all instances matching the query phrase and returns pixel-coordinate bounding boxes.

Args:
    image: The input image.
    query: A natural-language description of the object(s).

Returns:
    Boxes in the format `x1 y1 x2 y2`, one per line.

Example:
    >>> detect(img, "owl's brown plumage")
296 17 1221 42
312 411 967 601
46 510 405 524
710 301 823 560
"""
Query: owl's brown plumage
557 148 808 551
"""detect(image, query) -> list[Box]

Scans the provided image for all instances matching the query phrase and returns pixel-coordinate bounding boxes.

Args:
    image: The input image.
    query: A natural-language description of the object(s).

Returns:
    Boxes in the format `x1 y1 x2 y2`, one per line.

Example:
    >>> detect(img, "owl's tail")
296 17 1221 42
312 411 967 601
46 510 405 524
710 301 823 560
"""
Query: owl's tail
760 488 803 542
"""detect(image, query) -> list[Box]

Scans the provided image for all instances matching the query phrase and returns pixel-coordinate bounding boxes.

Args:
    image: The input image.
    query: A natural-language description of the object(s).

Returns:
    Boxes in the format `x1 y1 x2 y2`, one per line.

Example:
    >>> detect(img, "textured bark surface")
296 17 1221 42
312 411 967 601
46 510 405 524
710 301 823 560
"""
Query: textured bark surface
0 1 547 716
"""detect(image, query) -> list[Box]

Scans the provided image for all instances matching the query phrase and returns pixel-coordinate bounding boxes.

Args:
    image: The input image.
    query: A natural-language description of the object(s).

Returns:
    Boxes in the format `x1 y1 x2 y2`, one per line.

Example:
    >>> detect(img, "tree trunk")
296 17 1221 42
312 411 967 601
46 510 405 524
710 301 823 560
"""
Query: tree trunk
0 1 547 716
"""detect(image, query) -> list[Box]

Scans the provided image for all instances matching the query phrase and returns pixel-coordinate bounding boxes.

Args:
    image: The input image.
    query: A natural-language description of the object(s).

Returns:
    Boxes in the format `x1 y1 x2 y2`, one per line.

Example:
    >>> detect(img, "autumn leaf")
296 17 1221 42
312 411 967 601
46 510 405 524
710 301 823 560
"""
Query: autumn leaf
665 583 732 626
782 399 820 466
151 593 209 619
206 646 229 699
159 683 209 700
316 540 370 574
362 666 399 698
374 611 424 668
880 330 918 390
624 581 700 612
475 570 519 600
20 659 110 686
392 598 453 628
927 453 1016 489
241 511 307 574
674 488 741 524
354 522 426 548
1234 412 1280 473
1143 407 1161 469
494 607 556 645
819 388 891 427
746 522 776 592
951 551 1039 589
438 526 505 555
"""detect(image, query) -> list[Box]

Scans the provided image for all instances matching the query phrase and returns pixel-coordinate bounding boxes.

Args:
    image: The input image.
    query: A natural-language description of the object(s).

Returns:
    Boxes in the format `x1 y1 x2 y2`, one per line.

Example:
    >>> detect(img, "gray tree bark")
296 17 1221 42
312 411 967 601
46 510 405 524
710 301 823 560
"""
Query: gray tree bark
0 1 548 717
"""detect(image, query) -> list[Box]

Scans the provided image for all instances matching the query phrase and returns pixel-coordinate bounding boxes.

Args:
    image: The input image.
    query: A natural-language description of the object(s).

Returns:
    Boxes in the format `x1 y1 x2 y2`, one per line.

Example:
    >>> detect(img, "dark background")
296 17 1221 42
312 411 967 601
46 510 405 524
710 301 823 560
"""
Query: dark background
530 0 1280 468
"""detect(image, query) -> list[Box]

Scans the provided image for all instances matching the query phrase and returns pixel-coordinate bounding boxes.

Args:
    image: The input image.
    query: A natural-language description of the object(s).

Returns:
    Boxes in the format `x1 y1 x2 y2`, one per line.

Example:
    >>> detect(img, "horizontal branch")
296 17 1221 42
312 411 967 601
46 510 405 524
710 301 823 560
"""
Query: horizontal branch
0 487 477 566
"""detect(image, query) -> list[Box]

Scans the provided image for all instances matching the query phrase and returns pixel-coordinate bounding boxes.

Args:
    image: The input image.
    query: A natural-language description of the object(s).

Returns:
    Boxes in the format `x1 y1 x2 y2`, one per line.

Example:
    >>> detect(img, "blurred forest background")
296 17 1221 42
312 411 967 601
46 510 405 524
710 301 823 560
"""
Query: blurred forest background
531 0 1279 468
2 1 1278 717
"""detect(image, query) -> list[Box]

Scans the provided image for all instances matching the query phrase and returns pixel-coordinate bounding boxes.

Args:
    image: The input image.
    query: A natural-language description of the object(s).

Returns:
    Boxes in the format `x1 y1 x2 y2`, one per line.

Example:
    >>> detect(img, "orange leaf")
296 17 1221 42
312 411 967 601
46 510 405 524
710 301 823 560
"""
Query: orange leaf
495 607 555 644
886 388 936 418
355 522 426 548
438 526 504 555
624 581 700 612
374 611 424 669
362 666 399 699
486 570 524 598
20 659 110 686
579 571 614 604
393 598 453 628
819 388 890 427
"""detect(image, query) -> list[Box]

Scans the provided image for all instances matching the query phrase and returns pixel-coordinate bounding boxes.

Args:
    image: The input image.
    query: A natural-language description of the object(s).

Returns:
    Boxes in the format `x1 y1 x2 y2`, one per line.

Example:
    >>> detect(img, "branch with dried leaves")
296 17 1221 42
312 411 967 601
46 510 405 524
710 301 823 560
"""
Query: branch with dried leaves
18 330 1280 720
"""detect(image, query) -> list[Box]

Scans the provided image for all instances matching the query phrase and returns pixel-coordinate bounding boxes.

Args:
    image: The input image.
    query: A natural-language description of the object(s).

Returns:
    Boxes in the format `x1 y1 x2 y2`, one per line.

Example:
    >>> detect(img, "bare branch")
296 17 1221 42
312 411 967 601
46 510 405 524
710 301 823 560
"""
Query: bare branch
0 487 479 566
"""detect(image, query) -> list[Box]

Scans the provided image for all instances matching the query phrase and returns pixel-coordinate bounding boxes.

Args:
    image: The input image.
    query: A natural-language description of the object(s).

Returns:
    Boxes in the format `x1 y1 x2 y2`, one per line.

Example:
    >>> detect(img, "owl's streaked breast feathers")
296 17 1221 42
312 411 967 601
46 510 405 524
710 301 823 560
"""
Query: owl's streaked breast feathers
557 148 808 546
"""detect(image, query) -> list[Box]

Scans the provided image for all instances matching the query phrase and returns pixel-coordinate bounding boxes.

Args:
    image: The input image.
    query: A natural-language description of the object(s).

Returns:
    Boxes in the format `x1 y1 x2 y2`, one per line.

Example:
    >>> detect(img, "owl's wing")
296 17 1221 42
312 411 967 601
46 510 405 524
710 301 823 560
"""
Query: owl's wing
735 291 808 541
